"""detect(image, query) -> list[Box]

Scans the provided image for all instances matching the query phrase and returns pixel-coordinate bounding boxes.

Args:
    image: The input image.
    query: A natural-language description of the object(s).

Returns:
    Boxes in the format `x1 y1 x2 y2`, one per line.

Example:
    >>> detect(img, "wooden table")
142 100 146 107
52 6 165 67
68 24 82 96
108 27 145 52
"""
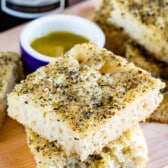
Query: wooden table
0 1 168 168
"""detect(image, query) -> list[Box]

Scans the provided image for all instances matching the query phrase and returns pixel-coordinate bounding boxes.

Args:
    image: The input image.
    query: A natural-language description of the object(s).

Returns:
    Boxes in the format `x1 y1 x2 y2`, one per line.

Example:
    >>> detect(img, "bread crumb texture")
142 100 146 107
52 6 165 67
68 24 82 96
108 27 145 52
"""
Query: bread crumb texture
26 124 148 168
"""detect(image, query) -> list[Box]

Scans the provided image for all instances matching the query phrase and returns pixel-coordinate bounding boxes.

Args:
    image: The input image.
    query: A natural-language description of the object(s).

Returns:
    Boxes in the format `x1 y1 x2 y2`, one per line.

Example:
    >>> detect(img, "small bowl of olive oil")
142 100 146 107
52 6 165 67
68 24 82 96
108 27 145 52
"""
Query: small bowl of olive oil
31 31 89 57
20 14 105 74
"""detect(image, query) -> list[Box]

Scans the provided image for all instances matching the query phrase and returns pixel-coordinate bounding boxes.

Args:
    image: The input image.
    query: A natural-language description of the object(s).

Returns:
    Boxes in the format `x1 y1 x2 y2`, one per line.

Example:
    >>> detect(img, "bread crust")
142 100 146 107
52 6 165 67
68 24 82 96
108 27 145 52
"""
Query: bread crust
0 52 23 127
26 124 148 168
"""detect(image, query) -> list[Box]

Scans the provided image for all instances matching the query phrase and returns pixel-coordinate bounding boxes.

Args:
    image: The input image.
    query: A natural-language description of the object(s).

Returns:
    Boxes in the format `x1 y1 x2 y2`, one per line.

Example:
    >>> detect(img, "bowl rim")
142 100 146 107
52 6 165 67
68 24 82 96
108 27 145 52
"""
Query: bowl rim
20 14 105 62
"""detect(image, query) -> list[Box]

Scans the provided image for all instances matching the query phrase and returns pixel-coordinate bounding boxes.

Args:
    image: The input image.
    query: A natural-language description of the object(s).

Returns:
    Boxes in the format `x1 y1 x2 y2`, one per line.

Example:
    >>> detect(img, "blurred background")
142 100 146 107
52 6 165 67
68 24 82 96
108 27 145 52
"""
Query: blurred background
0 0 85 32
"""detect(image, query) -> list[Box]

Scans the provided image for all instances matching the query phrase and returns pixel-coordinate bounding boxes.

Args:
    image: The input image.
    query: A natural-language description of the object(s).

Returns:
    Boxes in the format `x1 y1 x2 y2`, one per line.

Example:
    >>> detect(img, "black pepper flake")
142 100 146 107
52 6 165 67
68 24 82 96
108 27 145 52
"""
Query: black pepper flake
85 111 90 119
138 70 143 74
108 96 113 101
92 155 102 160
70 70 77 76
41 144 47 150
36 146 40 152
28 138 33 144
62 91 66 96
93 103 102 108
102 114 106 119
51 143 56 147
67 96 73 102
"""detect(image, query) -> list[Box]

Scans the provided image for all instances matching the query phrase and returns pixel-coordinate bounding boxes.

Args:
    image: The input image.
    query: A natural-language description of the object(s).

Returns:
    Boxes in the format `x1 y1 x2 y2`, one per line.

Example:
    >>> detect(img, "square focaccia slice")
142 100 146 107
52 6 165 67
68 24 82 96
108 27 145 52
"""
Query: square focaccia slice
0 52 23 128
102 0 168 63
26 124 148 168
126 40 168 123
7 42 164 160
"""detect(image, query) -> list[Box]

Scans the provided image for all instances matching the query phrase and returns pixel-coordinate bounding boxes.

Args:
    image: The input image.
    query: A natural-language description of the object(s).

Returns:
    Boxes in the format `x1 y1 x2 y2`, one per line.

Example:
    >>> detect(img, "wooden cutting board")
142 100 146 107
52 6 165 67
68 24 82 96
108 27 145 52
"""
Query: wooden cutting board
0 1 168 168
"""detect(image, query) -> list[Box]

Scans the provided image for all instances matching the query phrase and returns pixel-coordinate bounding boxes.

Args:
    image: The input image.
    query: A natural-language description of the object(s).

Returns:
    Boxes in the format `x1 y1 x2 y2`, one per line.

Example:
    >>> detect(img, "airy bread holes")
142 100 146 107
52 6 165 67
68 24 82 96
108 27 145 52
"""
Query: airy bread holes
74 54 88 64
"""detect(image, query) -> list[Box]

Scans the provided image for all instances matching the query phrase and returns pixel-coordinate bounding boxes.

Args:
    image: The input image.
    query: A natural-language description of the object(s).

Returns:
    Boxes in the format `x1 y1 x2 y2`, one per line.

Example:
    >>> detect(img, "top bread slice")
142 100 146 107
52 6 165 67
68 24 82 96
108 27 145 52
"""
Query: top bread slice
0 52 23 128
126 40 168 123
104 0 168 63
26 124 148 168
7 43 164 160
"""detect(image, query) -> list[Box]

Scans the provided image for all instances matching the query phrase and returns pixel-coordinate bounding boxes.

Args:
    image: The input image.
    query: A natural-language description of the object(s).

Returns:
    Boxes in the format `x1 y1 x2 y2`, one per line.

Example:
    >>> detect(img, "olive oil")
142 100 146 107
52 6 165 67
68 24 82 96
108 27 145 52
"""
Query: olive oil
31 31 89 57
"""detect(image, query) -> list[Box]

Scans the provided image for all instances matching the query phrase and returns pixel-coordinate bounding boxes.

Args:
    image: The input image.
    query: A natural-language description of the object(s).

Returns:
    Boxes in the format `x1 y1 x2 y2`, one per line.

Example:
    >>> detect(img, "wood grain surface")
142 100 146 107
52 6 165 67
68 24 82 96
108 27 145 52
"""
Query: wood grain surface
0 1 168 168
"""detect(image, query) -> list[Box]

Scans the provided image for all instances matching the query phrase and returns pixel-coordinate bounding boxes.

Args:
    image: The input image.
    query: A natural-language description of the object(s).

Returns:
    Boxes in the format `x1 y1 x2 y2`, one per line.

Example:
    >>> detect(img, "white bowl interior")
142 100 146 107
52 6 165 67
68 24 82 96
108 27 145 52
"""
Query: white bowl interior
20 14 105 62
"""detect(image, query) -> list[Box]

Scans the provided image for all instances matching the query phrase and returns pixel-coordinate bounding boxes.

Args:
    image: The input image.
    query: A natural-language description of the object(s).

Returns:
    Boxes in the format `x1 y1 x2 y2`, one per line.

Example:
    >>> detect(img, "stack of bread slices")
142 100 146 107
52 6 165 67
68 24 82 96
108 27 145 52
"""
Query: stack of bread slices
7 42 164 168
94 0 168 123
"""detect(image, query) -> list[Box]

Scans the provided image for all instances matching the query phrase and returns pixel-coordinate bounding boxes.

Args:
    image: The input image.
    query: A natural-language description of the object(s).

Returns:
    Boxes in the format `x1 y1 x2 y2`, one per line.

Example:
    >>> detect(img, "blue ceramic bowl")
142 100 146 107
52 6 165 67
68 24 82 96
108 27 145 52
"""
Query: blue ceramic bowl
20 14 105 74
